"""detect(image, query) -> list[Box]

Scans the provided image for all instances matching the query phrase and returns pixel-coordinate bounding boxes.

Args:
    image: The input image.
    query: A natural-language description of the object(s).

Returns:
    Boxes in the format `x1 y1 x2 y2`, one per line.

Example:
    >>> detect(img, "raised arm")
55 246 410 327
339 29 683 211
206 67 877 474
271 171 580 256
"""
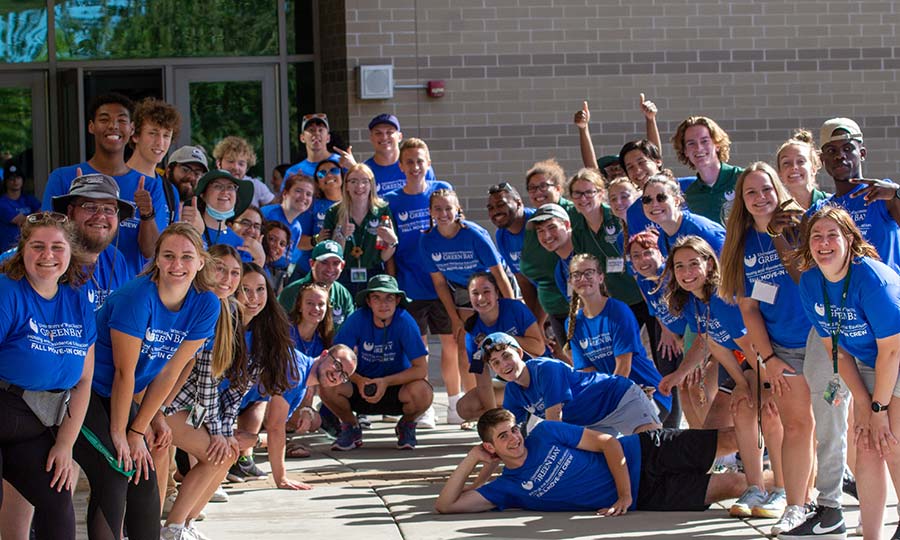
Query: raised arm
574 101 600 171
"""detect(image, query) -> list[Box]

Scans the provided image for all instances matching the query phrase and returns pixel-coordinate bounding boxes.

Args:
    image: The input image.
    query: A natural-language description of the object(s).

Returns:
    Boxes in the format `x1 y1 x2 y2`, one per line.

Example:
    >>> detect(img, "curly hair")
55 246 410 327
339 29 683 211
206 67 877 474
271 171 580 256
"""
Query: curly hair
671 116 731 169
794 206 879 272
525 158 566 190
132 97 181 141
0 213 90 287
213 136 257 167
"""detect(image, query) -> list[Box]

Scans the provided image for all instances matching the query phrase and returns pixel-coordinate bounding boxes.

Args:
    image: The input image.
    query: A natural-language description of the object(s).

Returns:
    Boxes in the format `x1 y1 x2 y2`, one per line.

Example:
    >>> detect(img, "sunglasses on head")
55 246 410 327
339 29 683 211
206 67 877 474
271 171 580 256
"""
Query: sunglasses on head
26 211 68 224
488 182 513 195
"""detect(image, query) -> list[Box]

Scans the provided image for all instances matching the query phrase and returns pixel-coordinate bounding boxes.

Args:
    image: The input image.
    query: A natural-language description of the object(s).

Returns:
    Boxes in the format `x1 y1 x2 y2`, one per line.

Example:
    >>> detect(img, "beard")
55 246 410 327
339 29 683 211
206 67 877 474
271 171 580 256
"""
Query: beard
78 227 116 254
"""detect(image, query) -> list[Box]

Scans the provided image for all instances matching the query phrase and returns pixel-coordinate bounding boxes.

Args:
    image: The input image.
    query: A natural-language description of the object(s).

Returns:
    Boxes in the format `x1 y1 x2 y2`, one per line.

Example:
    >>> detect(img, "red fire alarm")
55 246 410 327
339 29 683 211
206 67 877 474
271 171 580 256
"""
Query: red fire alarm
427 80 445 98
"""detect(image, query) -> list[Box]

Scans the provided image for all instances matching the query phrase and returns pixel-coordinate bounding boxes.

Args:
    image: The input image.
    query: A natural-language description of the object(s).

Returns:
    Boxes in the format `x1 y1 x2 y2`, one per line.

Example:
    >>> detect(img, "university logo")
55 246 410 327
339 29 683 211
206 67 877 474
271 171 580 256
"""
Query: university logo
520 480 534 490
368 219 379 228
28 318 39 333
398 211 409 221
317 212 326 221
744 254 757 267
363 341 375 352
579 338 589 350
814 303 826 317
145 328 156 342
431 252 442 262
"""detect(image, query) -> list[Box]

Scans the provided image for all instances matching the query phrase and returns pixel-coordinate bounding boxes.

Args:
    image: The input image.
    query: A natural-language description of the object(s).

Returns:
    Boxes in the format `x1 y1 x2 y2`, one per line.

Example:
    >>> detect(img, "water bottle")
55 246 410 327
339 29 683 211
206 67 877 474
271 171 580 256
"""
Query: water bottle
375 215 392 250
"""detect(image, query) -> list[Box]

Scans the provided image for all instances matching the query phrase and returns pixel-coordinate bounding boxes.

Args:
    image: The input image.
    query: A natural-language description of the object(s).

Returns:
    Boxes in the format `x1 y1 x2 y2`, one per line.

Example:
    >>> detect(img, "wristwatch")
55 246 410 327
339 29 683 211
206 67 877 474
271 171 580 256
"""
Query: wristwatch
872 400 890 413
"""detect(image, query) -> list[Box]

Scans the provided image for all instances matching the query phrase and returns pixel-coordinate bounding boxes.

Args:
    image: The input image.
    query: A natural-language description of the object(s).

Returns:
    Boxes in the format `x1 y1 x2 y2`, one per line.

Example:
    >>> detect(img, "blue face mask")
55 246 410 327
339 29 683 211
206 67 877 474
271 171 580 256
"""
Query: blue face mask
206 205 235 221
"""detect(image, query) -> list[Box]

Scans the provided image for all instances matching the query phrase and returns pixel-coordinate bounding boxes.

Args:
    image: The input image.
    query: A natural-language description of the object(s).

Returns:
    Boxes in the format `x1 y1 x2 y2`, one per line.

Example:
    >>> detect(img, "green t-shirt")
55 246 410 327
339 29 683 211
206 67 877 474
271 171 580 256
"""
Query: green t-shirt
322 203 395 271
277 273 355 330
570 204 642 305
683 162 743 226
520 197 578 316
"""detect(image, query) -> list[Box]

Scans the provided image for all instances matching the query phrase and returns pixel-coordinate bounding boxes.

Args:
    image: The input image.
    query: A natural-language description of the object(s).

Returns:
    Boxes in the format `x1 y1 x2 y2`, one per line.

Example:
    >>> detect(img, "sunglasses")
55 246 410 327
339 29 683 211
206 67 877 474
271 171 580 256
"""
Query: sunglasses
316 167 341 179
488 182 513 195
641 193 669 205
26 211 68 224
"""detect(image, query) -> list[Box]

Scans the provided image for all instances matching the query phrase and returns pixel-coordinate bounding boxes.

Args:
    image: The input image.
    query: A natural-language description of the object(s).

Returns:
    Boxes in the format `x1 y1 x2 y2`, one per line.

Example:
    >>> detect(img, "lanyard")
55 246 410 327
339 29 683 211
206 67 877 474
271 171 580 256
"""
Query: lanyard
821 265 852 376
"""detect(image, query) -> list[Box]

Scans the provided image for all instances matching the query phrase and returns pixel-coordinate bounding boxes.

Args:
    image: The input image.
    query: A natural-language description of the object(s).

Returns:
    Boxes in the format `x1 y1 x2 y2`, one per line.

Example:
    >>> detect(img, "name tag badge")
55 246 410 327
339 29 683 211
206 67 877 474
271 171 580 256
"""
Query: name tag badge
350 267 368 283
750 281 778 304
606 257 625 274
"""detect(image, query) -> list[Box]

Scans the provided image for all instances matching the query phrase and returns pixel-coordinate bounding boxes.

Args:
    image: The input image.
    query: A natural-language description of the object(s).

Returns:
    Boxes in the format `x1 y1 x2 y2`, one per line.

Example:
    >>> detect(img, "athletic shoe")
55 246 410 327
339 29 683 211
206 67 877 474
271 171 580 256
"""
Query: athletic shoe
447 393 465 424
332 422 360 451
842 471 858 501
772 505 809 536
416 405 436 429
186 523 211 540
395 420 417 450
753 487 787 518
318 404 340 439
226 456 267 482
209 485 229 503
160 525 198 540
730 485 767 518
779 505 846 539
357 414 371 429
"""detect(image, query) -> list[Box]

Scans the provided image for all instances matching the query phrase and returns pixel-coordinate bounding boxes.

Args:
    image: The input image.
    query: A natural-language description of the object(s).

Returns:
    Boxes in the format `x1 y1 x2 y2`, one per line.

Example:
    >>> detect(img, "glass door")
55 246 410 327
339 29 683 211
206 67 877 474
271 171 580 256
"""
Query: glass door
0 72 49 196
172 66 279 182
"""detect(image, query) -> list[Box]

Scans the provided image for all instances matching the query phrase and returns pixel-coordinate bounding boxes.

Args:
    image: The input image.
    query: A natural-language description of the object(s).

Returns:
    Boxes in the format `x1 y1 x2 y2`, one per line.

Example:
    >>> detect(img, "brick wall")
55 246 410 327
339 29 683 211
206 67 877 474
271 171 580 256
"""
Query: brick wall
338 0 900 223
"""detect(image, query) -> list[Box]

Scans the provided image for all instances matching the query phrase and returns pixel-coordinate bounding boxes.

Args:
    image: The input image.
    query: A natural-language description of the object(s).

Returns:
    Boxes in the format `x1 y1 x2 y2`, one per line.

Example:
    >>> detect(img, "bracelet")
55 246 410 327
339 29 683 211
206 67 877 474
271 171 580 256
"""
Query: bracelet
139 209 156 221
761 352 776 364
300 406 316 418
128 427 145 436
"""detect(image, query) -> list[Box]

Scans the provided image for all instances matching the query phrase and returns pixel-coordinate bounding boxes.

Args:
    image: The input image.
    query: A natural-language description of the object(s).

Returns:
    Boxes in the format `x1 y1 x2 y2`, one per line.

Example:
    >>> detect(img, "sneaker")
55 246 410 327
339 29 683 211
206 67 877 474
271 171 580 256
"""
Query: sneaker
228 456 267 482
186 523 211 540
357 414 371 429
416 405 436 429
160 525 198 540
226 461 246 483
332 422 361 451
209 485 228 503
779 505 846 540
753 487 787 518
772 505 809 536
730 485 767 518
842 470 858 501
318 404 340 439
395 420 417 450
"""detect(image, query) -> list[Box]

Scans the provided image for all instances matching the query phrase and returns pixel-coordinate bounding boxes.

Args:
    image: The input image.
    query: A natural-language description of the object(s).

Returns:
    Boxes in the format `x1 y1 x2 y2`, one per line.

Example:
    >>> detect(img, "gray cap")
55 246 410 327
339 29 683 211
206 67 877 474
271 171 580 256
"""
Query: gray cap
168 146 209 170
51 173 136 220
526 203 570 230
820 118 863 147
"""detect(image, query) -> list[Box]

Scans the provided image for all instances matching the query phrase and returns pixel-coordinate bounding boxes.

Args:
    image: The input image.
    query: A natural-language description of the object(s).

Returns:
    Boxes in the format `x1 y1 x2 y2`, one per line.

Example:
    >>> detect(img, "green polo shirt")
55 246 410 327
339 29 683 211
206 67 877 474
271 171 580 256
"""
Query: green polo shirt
683 162 743 226
278 273 355 330
322 203 395 271
570 204 642 305
520 197 577 316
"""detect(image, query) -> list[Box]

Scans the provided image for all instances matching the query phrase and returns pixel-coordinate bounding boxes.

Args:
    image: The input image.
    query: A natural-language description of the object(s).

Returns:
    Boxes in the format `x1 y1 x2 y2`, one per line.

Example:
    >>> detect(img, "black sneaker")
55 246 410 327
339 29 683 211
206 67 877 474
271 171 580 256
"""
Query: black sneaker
318 404 340 439
226 461 247 483
226 456 267 482
778 505 846 540
841 471 857 501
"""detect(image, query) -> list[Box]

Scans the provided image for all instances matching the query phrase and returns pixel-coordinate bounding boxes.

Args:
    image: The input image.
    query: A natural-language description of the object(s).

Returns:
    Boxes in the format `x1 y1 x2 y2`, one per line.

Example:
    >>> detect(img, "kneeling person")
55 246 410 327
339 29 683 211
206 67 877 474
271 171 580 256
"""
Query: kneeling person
322 275 433 450
436 408 750 515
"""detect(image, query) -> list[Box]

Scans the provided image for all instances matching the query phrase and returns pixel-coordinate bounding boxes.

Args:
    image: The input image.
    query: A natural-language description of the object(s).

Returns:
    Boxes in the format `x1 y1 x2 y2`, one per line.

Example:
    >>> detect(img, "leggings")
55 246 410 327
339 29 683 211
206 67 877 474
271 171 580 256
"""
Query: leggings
73 390 160 540
0 389 75 540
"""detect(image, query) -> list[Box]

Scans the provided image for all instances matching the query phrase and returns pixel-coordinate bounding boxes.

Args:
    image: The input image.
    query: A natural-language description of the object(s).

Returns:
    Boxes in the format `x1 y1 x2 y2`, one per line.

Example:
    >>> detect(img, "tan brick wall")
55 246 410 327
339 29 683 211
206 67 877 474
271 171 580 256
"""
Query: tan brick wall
335 0 900 222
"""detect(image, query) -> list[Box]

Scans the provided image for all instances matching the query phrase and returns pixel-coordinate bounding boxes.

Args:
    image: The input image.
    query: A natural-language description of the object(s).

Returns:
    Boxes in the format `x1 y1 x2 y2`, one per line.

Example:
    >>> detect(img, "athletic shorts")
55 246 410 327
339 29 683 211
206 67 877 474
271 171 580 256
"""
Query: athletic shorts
586 383 661 436
773 342 806 376
635 428 717 511
347 380 433 415
407 299 452 335
856 361 900 397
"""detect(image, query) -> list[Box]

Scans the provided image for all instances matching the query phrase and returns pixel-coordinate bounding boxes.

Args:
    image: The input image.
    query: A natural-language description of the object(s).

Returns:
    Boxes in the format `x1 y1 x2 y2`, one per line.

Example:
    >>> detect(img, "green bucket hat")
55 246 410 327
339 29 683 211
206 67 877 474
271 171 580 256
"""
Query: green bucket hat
195 169 254 218
355 274 411 308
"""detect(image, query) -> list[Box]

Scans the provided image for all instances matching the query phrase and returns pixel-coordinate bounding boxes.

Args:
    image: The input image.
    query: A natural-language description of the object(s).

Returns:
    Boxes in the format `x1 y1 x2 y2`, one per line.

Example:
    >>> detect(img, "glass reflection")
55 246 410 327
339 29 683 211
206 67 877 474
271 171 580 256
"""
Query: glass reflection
0 1 49 62
189 80 264 179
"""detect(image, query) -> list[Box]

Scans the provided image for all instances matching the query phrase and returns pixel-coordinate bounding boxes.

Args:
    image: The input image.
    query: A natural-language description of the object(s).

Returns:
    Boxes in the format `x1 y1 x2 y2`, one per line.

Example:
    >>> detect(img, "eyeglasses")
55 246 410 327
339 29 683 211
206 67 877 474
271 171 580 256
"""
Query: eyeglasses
77 202 119 217
327 352 350 383
316 167 341 179
236 219 262 232
570 189 599 199
209 181 238 192
629 249 656 260
570 268 599 281
527 181 556 193
26 211 68 224
488 182 513 195
641 193 669 205
178 164 205 178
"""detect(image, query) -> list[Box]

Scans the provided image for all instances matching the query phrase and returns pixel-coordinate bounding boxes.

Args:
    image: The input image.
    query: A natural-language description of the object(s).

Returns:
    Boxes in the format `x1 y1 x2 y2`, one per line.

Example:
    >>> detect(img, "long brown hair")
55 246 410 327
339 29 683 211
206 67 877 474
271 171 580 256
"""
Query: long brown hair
139 223 217 292
288 281 335 348
207 244 248 381
794 206 879 272
660 235 721 316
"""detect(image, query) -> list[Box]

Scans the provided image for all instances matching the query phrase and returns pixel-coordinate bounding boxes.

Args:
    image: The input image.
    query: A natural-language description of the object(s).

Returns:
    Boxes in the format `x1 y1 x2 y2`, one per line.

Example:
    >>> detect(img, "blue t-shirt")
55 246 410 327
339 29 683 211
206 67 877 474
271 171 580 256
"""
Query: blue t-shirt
552 252 575 302
83 244 133 311
809 187 900 274
636 271 687 335
0 193 40 250
240 349 314 416
476 421 642 512
0 275 96 391
364 157 436 198
682 294 747 351
799 257 900 367
626 177 696 255
383 180 453 301
742 229 810 348
92 275 220 397
285 153 342 182
495 207 535 274
42 163 170 276
261 203 305 267
421 220 504 287
658 210 725 256
202 225 253 263
503 358 634 427
334 307 428 379
567 298 670 411
465 298 543 372
312 198 337 236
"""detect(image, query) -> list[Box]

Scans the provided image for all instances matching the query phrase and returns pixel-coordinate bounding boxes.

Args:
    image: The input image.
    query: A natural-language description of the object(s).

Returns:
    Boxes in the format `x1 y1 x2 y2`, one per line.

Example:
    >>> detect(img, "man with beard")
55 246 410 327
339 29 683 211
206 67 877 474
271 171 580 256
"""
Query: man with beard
486 182 542 321
162 145 208 225
277 240 354 330
42 93 169 275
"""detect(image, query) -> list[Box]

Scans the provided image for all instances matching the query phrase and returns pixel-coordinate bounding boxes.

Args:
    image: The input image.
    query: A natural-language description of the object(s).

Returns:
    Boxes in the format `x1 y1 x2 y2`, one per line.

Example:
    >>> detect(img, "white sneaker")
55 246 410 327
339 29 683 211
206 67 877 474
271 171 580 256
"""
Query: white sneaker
209 485 229 503
730 485 767 518
415 405 436 429
160 525 198 540
770 504 807 536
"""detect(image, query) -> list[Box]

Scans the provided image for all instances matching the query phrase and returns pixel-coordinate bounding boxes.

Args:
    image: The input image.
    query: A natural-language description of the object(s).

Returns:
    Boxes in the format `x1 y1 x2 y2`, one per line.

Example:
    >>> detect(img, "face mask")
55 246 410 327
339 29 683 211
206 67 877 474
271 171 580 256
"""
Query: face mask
206 206 235 221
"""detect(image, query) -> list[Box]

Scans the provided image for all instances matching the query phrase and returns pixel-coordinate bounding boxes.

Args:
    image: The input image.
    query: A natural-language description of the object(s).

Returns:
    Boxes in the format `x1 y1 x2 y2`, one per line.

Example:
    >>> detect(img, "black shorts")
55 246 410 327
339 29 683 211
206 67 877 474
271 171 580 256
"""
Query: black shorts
407 299 452 335
635 428 717 511
348 384 406 416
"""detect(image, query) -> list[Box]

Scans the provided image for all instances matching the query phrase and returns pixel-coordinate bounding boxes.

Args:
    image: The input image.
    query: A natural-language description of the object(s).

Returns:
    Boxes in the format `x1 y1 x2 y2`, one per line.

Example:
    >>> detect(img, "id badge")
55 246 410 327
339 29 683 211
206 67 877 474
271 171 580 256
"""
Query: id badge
350 267 368 283
750 281 779 304
823 376 847 407
606 257 625 274
187 404 207 429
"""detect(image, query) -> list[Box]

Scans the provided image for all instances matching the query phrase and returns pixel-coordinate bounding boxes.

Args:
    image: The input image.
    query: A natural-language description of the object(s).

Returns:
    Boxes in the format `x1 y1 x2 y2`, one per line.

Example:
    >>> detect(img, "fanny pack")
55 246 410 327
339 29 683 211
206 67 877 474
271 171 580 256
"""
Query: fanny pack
0 381 70 427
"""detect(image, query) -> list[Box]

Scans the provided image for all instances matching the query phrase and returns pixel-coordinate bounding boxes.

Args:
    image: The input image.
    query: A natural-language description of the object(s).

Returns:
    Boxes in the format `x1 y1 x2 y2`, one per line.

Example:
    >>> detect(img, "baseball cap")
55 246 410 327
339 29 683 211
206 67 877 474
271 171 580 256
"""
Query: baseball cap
311 239 344 261
368 113 400 131
301 113 329 132
479 332 522 359
51 173 136 220
168 146 209 171
2 161 23 180
820 118 863 147
598 155 620 170
526 203 570 230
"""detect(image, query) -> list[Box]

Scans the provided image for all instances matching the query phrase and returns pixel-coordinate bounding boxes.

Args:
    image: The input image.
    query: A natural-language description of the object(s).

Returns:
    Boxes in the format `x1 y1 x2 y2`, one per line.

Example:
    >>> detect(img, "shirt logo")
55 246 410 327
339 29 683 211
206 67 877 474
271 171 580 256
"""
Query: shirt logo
363 341 375 352
317 212 326 221
520 480 534 490
744 254 757 267
28 318 39 333
579 338 589 350
87 290 96 304
398 211 409 221
814 303 826 317
431 252 443 262
145 328 156 342
604 224 617 236
724 190 735 201
368 219 379 228
510 252 519 261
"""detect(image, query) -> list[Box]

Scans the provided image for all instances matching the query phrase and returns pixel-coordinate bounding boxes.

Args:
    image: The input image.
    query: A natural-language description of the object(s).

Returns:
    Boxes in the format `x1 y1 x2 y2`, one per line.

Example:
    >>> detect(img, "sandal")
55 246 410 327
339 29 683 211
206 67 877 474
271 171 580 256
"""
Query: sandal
460 421 477 431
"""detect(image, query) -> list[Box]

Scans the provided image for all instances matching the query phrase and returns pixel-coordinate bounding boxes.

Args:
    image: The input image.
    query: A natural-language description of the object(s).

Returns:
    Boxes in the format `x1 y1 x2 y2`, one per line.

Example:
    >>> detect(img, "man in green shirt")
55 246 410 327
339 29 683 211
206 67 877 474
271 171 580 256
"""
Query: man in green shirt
671 116 742 226
278 240 355 329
